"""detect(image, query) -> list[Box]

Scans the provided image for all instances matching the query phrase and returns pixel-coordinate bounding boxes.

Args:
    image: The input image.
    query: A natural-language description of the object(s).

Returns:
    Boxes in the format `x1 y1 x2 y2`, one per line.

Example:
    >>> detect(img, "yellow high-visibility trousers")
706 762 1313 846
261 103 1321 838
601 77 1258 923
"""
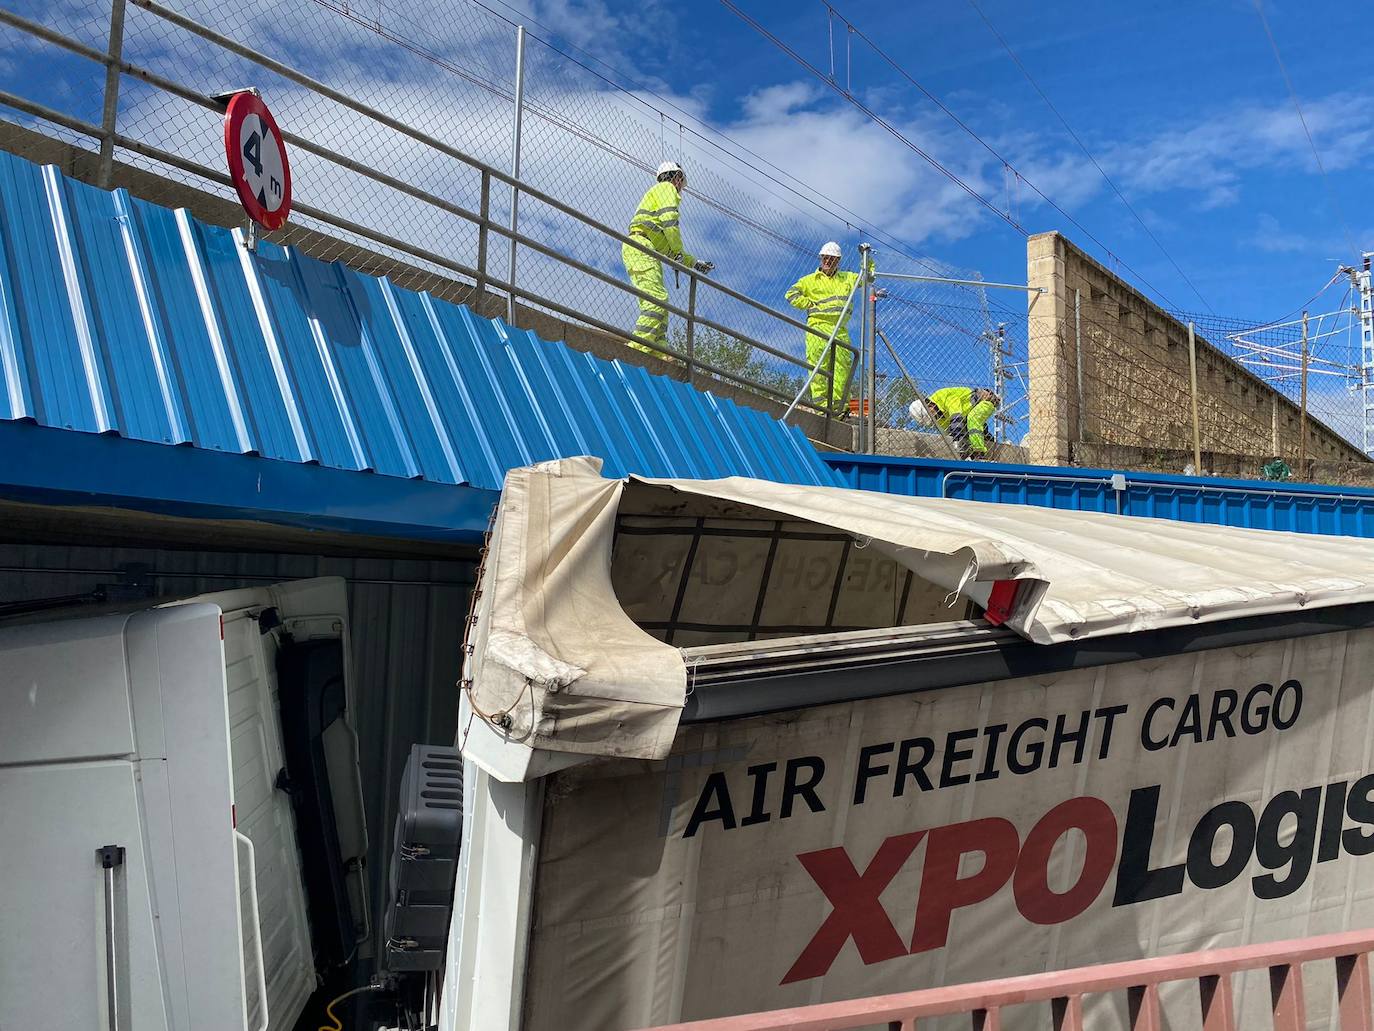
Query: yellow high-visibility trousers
806 328 854 410
622 241 669 355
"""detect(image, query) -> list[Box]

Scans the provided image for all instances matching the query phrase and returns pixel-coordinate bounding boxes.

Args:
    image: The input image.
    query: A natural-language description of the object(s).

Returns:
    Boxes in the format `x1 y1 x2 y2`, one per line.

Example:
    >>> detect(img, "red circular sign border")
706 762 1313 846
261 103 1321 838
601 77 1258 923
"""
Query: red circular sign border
223 92 292 231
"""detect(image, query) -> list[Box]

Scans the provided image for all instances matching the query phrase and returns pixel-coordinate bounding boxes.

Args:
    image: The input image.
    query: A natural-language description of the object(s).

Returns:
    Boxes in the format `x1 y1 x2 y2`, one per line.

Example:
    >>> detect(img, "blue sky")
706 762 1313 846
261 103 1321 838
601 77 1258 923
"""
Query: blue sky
513 0 1372 323
5 0 1368 340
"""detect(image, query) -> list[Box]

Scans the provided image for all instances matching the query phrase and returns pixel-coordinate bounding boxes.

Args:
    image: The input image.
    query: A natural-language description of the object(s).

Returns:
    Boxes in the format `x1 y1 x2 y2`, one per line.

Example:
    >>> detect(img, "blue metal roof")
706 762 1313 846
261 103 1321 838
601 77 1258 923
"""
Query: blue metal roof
828 453 1374 539
0 150 837 500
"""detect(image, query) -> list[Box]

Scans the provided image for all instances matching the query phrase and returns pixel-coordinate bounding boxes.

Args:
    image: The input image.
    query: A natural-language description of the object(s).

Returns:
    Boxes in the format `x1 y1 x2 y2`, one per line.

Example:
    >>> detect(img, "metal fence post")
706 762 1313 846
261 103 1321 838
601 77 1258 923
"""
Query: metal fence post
97 0 128 189
686 274 697 386
1074 288 1085 443
506 24 525 325
855 296 867 451
859 243 875 453
825 335 837 436
868 284 880 455
1187 321 1202 474
1300 311 1310 476
474 169 490 313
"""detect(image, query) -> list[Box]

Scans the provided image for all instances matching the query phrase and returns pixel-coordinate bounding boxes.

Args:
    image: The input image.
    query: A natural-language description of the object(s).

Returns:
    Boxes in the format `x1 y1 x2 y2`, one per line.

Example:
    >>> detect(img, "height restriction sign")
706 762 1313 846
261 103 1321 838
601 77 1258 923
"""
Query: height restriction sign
223 92 292 231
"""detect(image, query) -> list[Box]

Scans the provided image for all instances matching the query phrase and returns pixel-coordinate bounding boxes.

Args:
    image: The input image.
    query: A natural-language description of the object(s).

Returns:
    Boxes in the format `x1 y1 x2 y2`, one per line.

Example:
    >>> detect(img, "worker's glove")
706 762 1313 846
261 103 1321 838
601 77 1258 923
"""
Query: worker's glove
693 260 715 275
872 288 888 300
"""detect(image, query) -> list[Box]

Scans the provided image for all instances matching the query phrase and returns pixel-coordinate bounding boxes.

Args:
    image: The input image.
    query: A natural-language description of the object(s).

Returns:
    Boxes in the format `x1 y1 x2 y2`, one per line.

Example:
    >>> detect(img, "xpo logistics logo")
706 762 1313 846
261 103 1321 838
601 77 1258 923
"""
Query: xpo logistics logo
669 678 1374 983
782 774 1374 983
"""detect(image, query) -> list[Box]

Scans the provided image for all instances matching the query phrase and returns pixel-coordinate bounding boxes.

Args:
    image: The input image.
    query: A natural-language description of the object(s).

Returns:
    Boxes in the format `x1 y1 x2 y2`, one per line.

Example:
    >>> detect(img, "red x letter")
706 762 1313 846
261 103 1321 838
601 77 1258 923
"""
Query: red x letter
782 831 926 984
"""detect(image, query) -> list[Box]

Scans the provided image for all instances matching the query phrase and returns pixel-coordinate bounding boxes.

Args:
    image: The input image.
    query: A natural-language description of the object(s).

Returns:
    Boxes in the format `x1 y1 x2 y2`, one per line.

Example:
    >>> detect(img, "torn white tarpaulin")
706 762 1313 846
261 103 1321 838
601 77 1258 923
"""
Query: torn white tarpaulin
459 458 688 777
460 456 1374 779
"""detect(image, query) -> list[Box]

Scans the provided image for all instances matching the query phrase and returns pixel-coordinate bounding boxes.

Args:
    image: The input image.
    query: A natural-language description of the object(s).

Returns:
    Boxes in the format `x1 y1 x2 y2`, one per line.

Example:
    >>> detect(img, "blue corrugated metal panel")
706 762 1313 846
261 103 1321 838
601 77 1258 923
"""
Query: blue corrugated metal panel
826 453 1374 538
0 150 837 494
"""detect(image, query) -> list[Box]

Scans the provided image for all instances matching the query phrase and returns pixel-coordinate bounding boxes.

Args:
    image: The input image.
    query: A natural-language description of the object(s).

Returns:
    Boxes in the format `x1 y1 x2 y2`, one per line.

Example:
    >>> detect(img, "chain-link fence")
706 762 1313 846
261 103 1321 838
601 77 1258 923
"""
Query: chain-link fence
1171 306 1372 462
1012 268 1374 484
867 252 1029 457
5 0 1015 431
12 0 1371 473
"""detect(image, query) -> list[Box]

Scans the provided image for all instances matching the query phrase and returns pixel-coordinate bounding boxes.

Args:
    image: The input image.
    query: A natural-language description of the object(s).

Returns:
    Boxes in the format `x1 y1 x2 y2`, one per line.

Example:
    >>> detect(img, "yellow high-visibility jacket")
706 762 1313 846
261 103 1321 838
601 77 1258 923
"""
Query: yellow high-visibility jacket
627 181 693 268
784 262 873 344
929 386 996 453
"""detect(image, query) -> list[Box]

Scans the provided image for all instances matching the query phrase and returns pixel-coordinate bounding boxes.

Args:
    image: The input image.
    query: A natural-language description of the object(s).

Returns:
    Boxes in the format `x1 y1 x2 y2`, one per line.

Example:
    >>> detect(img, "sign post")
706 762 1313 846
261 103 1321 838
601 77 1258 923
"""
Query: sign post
221 90 292 250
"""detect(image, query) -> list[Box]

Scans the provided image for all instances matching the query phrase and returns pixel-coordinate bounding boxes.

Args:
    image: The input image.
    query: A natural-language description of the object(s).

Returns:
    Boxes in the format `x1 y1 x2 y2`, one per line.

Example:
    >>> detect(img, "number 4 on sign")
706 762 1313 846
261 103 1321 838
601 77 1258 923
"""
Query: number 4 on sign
243 128 263 176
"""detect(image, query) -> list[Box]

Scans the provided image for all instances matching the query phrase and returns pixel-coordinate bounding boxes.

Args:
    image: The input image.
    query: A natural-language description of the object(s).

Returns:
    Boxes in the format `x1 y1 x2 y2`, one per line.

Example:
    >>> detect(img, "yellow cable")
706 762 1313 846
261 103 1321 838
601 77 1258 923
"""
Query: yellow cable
318 984 379 1031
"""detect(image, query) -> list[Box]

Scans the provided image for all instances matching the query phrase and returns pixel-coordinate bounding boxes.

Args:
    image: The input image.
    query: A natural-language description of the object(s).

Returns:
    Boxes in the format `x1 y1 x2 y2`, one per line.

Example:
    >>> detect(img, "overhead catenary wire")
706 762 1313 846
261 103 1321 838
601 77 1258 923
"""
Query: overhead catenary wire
1250 0 1361 263
825 0 1195 311
309 0 827 257
462 0 958 278
1266 269 1349 327
824 0 1205 310
718 0 1026 236
961 0 1215 314
725 0 1191 312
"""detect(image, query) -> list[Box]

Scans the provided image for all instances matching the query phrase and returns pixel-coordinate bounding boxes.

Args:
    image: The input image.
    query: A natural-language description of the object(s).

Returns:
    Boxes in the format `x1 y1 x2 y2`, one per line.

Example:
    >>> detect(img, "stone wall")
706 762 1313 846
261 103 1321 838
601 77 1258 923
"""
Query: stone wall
1026 231 1365 471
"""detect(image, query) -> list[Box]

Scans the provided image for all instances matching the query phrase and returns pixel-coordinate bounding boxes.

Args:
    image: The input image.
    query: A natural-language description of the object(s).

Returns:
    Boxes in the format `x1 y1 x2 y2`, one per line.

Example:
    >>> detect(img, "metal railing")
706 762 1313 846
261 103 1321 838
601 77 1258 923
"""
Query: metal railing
637 928 1374 1030
0 0 858 430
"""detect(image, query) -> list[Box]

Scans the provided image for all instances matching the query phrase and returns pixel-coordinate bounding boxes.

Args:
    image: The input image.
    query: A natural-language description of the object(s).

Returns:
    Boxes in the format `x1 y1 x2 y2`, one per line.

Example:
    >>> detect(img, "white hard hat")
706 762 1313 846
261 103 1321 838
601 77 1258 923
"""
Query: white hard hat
909 399 934 426
819 241 842 258
656 160 684 177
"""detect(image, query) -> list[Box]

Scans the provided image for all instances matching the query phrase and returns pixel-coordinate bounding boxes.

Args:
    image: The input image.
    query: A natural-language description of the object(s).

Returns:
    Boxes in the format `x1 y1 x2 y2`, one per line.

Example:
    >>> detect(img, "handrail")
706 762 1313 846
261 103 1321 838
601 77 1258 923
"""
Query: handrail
0 1 858 423
119 0 854 355
234 830 270 1031
0 87 803 407
639 928 1374 1030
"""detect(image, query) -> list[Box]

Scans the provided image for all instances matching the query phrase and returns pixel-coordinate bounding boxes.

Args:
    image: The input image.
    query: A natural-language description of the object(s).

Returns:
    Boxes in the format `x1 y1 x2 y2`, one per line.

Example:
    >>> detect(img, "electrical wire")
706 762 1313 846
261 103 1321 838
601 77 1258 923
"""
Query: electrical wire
1265 269 1348 327
724 0 1191 311
307 0 1033 302
822 0 1201 312
961 0 1215 314
719 0 1026 236
374 0 959 278
1250 0 1361 261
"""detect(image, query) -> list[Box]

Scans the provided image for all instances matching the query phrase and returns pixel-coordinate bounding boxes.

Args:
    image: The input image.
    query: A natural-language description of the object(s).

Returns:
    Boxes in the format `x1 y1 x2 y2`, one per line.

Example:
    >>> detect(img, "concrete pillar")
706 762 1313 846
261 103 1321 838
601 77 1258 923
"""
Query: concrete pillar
1026 232 1074 466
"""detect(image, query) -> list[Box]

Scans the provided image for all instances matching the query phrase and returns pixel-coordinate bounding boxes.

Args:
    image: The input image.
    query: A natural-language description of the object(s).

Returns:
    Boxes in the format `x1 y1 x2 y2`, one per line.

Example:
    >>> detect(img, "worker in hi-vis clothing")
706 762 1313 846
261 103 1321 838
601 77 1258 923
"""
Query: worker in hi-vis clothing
785 241 871 410
912 387 1000 458
623 161 712 357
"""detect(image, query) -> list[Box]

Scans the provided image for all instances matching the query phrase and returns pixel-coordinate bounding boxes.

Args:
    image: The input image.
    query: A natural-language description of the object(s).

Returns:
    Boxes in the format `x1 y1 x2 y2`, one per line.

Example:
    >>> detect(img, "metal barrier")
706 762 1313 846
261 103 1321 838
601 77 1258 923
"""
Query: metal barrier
0 0 857 427
638 928 1374 1030
827 453 1374 538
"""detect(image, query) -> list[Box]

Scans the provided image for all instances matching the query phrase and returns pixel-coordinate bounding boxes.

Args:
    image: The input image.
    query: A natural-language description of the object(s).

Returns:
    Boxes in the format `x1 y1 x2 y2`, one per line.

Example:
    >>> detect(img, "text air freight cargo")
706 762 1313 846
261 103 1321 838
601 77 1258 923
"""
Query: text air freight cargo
441 457 1374 1031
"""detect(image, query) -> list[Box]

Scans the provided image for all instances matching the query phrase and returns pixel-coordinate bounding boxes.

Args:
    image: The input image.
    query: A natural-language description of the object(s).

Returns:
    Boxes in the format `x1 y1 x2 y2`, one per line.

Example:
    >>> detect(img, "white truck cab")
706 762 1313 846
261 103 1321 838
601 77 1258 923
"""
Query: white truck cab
0 577 367 1031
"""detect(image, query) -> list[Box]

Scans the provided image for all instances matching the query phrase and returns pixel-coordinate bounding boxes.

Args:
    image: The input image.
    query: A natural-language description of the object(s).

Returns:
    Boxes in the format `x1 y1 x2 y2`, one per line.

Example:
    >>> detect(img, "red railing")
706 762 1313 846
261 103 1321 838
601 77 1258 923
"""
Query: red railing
639 929 1374 1031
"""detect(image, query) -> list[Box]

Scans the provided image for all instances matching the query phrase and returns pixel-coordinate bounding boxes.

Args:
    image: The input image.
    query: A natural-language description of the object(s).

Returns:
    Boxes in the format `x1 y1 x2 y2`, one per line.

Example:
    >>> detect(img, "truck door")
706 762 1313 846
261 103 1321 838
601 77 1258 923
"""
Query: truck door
0 605 247 1031
172 577 369 1028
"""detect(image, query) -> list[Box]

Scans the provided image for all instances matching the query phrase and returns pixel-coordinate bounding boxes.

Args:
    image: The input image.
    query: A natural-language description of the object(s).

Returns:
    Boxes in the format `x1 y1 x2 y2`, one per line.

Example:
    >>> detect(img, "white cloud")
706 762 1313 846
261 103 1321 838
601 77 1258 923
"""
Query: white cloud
739 82 820 121
1247 213 1311 254
28 0 1372 375
1104 92 1374 206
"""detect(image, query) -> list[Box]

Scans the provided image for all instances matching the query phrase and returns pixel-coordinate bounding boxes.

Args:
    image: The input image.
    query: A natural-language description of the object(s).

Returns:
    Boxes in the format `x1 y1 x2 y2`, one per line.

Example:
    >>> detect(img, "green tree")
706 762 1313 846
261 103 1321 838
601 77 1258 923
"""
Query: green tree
669 326 806 402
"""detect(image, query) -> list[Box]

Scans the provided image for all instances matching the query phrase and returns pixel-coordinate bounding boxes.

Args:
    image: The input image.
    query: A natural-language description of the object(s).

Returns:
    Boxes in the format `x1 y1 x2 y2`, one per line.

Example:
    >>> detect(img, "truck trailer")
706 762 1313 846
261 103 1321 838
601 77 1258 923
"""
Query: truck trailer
443 457 1374 1031
9 456 1374 1030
